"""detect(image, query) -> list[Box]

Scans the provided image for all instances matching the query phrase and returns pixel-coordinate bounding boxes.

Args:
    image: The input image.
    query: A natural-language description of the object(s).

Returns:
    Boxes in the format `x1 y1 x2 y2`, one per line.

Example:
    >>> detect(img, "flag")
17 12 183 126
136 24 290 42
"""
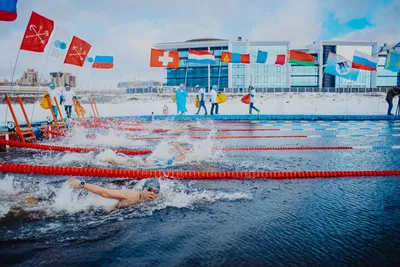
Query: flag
64 36 91 67
384 51 400 73
20 11 54 53
256 50 286 65
221 52 250 64
0 0 17 21
188 50 215 64
352 50 378 71
150 48 179 68
288 50 315 66
92 56 114 69
324 52 359 81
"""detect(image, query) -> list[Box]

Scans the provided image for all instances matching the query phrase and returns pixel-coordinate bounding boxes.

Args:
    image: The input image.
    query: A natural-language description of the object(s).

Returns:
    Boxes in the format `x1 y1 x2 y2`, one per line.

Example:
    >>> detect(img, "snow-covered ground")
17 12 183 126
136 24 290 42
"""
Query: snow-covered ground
0 92 395 126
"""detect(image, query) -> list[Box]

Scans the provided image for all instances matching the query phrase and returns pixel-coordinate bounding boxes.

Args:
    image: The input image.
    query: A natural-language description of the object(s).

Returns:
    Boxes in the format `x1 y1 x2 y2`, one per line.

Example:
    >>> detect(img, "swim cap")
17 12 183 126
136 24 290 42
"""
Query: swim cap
195 85 200 89
144 178 160 191
49 82 56 87
212 85 217 90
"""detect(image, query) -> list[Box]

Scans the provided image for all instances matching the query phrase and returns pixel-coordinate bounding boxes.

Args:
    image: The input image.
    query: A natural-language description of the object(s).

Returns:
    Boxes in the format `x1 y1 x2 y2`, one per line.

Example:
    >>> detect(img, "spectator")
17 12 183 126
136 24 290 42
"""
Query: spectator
45 82 61 119
61 84 76 119
175 83 188 115
386 86 400 115
195 85 207 115
210 85 219 115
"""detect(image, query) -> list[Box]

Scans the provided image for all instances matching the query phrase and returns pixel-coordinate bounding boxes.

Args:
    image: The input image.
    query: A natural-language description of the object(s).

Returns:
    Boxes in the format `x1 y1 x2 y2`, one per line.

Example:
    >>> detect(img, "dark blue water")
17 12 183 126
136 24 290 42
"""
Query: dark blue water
1 120 400 266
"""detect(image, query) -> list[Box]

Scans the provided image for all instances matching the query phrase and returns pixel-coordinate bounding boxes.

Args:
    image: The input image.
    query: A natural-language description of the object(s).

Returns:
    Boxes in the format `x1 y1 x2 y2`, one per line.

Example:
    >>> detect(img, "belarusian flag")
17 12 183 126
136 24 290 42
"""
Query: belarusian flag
288 50 315 66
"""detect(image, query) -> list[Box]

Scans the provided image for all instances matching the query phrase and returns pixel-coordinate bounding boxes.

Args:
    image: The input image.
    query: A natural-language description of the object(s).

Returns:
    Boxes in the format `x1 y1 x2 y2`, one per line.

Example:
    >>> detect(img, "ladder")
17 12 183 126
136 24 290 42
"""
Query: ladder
4 95 36 142
46 95 67 131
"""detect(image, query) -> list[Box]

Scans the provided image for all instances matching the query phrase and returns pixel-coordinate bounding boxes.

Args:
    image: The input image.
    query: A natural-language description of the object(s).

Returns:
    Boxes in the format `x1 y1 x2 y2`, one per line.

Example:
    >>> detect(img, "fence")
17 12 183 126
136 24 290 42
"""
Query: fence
125 86 393 94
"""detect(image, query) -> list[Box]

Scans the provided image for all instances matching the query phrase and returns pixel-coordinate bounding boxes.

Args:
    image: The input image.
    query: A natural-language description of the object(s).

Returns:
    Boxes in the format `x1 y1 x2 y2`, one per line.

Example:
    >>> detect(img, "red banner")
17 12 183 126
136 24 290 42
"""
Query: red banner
20 11 54 53
64 36 91 67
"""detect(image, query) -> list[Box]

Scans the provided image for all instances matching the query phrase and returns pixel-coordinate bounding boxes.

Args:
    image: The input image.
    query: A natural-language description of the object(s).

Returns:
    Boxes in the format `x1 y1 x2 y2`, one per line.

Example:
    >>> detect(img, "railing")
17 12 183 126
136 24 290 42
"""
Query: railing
126 87 393 94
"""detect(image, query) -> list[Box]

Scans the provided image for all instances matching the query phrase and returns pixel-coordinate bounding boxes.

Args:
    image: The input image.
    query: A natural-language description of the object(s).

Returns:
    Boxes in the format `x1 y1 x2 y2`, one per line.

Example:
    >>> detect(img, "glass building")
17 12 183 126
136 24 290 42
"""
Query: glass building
154 39 399 90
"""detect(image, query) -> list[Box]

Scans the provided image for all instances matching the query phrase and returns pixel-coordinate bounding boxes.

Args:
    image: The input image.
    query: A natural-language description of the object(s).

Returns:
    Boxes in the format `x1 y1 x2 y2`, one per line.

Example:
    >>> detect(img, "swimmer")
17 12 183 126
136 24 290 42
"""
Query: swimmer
66 178 160 210
103 142 188 167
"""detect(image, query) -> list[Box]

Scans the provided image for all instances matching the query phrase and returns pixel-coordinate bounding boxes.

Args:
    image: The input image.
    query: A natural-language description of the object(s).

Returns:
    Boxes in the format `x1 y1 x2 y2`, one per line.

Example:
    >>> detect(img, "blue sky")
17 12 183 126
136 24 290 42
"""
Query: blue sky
0 0 399 87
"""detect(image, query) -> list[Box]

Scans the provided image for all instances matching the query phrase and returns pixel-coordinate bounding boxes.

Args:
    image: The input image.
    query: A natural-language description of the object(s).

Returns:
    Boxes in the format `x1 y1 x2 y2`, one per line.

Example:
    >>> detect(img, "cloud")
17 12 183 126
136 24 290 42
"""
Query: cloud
0 0 398 88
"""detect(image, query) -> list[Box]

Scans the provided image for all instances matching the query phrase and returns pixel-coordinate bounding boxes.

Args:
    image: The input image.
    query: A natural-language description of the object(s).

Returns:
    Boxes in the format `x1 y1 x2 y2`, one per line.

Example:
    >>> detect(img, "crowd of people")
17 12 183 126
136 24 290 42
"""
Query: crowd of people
44 82 77 119
175 84 260 115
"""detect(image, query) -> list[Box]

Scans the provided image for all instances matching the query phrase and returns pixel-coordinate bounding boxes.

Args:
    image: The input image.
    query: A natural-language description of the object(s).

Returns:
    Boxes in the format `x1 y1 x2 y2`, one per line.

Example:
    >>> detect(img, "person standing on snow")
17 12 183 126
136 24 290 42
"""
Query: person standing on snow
175 83 188 115
386 86 400 115
195 85 207 115
249 85 260 114
45 82 61 119
61 84 76 119
210 85 219 115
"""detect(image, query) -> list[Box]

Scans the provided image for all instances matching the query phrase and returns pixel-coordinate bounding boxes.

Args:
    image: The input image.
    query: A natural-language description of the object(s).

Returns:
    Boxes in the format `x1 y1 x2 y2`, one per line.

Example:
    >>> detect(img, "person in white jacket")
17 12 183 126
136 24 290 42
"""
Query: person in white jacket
210 85 219 115
249 85 260 114
45 82 61 118
61 84 76 119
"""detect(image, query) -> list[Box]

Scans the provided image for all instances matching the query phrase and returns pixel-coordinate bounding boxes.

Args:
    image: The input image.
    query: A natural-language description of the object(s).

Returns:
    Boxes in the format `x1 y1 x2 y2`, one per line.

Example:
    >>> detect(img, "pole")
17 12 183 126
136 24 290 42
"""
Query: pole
5 49 22 125
217 48 223 89
30 25 59 122
184 61 189 88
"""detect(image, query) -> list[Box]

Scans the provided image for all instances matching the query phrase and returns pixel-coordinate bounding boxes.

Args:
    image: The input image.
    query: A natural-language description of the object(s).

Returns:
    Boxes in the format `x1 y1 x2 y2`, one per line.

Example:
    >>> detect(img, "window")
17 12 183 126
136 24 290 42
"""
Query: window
277 76 281 82
254 76 259 83
255 66 259 73
264 66 268 73
277 66 281 73
264 76 268 83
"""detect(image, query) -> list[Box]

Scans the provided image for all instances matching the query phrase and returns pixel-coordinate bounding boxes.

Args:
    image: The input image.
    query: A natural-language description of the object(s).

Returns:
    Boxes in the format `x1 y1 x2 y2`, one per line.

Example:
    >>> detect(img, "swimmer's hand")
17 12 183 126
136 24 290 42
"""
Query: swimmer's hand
141 191 158 200
66 178 80 189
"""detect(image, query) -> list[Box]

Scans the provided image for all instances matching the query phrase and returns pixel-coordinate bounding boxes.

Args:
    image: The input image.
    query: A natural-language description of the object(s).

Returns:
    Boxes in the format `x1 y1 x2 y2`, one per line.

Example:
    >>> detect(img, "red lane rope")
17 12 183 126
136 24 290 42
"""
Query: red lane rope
127 135 308 140
1 163 399 179
218 146 353 151
0 139 152 155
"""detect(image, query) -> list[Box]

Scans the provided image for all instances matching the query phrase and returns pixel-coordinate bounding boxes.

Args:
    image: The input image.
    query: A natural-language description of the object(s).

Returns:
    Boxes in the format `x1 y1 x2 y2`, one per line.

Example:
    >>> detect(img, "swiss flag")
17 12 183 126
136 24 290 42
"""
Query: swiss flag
150 48 179 68
20 11 54 53
64 36 91 67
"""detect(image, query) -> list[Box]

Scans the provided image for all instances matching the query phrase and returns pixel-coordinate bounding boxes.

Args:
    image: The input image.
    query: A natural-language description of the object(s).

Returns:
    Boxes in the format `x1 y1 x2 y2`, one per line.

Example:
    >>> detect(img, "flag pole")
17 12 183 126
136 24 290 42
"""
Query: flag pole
30 25 60 122
217 48 223 89
5 49 22 125
184 60 189 88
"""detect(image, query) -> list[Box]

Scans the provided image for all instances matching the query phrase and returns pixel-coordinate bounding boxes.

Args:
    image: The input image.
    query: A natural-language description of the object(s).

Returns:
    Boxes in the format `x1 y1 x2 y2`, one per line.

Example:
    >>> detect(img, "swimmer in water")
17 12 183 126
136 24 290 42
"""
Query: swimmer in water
66 178 160 210
103 142 189 167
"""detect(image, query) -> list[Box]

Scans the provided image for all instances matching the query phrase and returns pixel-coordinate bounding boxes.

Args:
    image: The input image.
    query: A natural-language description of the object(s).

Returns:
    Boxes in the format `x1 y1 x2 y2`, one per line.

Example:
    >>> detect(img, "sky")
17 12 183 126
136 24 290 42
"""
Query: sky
0 0 399 88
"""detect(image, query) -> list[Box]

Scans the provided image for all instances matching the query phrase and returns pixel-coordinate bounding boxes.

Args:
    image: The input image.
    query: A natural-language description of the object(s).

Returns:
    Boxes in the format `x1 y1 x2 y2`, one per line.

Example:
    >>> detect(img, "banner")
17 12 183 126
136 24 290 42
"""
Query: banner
20 11 54 53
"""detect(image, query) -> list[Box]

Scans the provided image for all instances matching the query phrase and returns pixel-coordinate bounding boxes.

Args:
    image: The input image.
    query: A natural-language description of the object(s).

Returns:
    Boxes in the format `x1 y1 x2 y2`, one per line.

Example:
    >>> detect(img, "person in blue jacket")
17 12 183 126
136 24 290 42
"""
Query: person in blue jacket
175 83 188 115
195 85 207 115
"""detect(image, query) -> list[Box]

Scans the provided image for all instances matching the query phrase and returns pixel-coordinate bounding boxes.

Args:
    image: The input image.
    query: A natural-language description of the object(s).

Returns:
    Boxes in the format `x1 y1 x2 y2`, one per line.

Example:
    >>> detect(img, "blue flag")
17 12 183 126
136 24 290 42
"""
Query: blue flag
256 50 268 63
384 51 400 73
324 52 359 81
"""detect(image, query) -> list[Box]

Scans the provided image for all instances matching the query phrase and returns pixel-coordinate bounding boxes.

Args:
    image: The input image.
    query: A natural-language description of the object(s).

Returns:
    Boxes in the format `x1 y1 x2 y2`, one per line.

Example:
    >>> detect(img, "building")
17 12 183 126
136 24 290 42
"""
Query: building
155 39 400 89
50 72 77 87
118 80 161 88
16 69 38 86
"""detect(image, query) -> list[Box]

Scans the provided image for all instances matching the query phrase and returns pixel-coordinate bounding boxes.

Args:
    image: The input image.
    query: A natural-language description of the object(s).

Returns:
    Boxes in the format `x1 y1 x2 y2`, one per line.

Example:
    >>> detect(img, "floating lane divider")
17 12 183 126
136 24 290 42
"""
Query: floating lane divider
80 124 400 132
0 139 152 155
1 163 400 179
128 133 400 140
3 139 399 154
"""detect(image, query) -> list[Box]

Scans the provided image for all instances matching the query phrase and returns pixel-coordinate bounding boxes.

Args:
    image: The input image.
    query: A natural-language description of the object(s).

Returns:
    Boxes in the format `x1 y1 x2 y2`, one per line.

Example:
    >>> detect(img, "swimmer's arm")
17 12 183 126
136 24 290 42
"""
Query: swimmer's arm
81 184 129 200
170 143 188 154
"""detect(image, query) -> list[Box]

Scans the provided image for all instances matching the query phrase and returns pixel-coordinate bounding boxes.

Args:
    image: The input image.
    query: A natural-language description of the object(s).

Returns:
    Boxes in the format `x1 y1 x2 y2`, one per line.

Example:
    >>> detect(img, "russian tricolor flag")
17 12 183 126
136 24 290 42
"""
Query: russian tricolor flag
188 50 215 64
352 50 378 71
0 0 18 21
92 56 114 69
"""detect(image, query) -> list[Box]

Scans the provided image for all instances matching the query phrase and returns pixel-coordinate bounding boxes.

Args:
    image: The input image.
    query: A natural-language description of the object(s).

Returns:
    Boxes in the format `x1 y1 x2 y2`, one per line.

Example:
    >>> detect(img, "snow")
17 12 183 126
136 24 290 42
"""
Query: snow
0 92 395 126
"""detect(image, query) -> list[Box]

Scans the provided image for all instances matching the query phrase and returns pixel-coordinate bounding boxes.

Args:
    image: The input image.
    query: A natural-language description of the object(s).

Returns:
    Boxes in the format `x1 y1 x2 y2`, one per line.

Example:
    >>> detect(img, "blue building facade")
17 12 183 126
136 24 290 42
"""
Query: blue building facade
155 39 399 89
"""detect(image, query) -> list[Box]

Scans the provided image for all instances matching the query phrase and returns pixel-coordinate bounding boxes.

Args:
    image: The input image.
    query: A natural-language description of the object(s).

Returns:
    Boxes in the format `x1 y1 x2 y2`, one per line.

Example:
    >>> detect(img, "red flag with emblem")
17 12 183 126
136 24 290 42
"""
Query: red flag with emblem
20 11 54 53
64 36 91 67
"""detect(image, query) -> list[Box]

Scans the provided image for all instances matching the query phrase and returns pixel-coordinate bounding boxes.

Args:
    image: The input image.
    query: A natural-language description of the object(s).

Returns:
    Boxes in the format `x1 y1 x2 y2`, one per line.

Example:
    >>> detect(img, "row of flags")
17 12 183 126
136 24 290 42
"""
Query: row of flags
6 9 114 69
150 47 400 82
150 48 316 68
324 49 400 81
